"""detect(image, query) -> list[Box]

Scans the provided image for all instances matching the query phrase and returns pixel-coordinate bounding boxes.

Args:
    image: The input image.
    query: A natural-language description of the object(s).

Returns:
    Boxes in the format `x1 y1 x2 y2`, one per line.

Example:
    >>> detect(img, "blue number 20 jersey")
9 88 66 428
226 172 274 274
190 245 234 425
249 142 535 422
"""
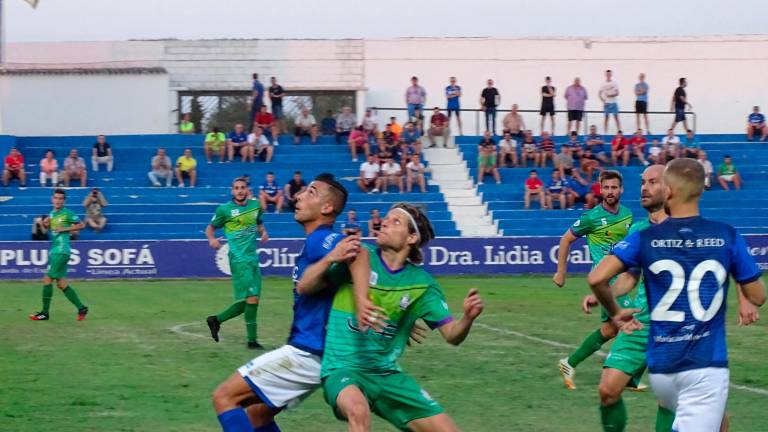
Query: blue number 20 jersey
612 216 762 374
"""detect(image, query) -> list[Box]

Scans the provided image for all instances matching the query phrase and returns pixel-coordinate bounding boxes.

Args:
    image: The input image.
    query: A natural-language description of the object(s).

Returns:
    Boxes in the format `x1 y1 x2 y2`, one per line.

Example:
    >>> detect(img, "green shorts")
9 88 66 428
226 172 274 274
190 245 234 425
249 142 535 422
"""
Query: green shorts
478 155 496 169
231 260 261 300
322 369 444 431
600 293 633 322
603 326 648 388
46 253 70 279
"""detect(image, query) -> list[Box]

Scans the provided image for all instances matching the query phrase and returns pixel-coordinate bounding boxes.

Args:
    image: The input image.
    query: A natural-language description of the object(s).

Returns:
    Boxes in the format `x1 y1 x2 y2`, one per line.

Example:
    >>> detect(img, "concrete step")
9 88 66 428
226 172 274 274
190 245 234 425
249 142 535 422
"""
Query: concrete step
458 224 499 237
455 214 493 225
432 179 475 189
442 188 477 198
449 202 486 213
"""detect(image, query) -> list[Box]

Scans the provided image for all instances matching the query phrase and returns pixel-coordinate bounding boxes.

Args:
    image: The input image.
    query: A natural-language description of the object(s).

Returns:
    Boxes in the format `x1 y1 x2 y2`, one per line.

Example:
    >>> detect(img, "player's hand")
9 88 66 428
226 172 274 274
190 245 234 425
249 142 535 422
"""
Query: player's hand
325 235 361 264
356 298 387 333
208 237 222 249
581 294 598 314
260 231 269 244
611 308 643 334
738 299 760 326
552 272 566 288
407 322 428 346
462 288 484 321
42 217 51 228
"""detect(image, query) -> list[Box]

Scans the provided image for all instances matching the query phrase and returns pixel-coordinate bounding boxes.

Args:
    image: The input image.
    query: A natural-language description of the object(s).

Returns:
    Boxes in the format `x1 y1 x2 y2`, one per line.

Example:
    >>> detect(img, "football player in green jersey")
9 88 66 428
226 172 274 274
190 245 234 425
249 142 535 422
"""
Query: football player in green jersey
552 170 633 389
308 203 484 432
206 178 269 349
30 189 89 321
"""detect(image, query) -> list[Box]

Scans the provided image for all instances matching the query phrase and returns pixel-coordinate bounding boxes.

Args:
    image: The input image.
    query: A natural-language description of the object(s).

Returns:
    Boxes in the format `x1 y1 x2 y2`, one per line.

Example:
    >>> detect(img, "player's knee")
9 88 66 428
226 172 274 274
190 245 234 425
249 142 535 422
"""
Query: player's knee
598 382 621 405
211 384 233 411
344 399 371 426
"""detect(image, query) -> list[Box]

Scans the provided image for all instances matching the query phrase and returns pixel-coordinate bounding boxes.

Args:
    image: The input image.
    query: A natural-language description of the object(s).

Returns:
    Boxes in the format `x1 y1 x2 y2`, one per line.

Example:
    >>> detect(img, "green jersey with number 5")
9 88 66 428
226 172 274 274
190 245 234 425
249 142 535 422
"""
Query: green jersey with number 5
570 204 633 267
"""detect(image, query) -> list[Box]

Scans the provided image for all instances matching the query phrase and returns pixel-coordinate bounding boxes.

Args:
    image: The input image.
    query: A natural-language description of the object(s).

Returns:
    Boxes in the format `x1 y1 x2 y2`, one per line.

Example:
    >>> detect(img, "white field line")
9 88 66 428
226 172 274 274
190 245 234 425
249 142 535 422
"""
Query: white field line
475 322 768 397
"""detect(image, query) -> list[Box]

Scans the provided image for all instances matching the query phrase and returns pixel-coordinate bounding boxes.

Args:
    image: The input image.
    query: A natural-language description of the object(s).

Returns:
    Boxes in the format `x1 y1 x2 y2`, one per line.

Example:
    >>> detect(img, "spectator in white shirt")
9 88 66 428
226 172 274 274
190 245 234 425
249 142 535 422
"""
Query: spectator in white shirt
378 157 403 193
498 131 518 167
697 150 714 190
599 69 621 134
293 107 318 144
39 150 58 187
148 148 173 187
661 128 681 160
362 108 379 143
648 139 664 165
248 126 273 163
358 154 380 193
406 154 428 193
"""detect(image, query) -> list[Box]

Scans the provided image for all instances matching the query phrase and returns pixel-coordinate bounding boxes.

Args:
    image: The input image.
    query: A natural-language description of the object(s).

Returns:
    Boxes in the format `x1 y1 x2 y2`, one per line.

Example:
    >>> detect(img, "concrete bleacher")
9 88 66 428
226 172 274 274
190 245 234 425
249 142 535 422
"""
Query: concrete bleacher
455 133 768 236
0 134 459 240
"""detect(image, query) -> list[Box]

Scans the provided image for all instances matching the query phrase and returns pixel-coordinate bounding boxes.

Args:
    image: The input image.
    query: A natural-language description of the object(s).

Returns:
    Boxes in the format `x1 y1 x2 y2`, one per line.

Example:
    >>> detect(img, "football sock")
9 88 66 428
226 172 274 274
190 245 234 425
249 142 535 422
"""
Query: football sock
216 301 245 323
254 421 281 432
217 408 252 432
41 284 54 314
600 398 627 432
655 406 675 432
568 328 610 367
62 285 85 310
245 302 259 343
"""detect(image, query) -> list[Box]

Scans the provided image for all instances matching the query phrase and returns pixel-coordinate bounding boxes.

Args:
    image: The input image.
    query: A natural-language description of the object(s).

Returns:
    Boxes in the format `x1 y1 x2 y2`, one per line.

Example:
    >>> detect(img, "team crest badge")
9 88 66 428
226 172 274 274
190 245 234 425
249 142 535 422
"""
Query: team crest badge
231 209 240 216
369 271 378 286
399 294 411 310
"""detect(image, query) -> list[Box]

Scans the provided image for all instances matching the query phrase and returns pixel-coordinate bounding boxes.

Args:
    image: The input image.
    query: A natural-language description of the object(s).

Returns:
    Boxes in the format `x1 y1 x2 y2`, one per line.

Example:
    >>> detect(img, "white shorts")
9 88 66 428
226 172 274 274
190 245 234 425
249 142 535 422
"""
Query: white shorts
237 344 321 410
650 367 729 432
720 174 735 182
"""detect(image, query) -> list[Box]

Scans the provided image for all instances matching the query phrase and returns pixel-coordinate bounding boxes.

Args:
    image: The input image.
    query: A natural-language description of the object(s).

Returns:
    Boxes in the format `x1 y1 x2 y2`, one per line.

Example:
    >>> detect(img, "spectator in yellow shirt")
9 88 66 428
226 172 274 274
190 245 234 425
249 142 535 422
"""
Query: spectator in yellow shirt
175 148 198 187
204 127 226 163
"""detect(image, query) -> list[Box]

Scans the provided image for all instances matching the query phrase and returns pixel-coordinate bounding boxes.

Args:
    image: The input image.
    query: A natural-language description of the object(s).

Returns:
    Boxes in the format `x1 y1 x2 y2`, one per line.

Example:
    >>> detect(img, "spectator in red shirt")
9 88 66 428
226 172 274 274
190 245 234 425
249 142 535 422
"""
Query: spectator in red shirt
348 126 370 162
524 169 546 209
629 129 650 166
610 130 630 166
427 107 449 148
3 147 27 187
586 180 602 209
254 105 279 146
538 131 556 168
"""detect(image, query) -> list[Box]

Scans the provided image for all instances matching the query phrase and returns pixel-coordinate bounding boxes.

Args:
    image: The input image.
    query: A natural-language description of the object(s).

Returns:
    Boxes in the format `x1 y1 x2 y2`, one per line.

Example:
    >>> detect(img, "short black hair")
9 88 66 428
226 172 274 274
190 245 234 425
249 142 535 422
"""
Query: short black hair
314 173 348 217
530 170 537 174
679 77 686 85
600 170 623 187
53 188 66 197
267 171 274 175
724 154 732 159
570 131 577 136
294 170 302 175
252 73 259 79
233 177 249 186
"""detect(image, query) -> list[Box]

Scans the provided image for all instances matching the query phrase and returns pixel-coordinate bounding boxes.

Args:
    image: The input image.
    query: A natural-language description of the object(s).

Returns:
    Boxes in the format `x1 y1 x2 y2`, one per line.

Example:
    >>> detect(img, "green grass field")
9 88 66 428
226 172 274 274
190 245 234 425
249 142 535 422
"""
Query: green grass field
1 276 766 432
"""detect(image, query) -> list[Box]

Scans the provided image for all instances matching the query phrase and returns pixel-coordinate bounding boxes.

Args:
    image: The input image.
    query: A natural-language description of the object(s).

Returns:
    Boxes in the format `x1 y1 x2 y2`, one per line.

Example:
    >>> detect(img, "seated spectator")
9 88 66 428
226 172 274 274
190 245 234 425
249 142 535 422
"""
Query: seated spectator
321 110 337 135
661 129 681 160
521 130 539 168
697 151 714 190
502 104 526 139
401 122 423 153
175 148 197 187
179 112 195 134
283 171 307 212
148 148 173 187
227 124 251 162
498 131 518 167
648 139 664 165
628 129 649 166
523 170 545 210
362 108 379 143
410 107 425 134
565 171 590 208
341 209 362 236
379 157 404 193
259 172 284 213
554 145 575 179
368 209 383 237
578 148 602 180
39 149 58 187
389 116 403 135
336 106 357 144
204 127 226 163
585 125 609 163
3 147 27 187
358 154 381 193
92 134 114 172
717 155 742 191
682 129 701 158
62 149 87 187
610 130 629 166
293 107 318 144
379 123 399 156
254 105 279 145
406 154 427 193
564 131 584 159
746 105 767 141
31 215 49 241
427 107 449 148
394 140 415 171
83 187 108 232
477 131 501 185
538 131 555 168
248 126 273 163
546 170 567 210
348 125 370 162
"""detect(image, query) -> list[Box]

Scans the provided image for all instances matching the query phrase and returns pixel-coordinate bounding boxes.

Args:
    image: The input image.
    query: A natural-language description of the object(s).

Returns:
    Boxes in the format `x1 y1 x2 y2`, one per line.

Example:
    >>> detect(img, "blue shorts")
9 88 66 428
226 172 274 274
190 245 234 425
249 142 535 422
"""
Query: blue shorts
604 103 619 115
447 107 460 116
675 108 686 122
272 104 284 119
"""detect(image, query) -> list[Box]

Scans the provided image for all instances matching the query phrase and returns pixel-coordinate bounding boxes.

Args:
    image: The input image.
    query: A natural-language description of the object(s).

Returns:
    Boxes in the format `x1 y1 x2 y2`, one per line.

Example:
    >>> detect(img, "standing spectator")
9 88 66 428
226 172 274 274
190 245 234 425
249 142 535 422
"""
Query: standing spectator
378 157 404 193
546 170 567 210
321 110 337 136
39 150 58 187
406 154 428 193
540 76 556 135
538 131 556 168
670 77 692 132
599 69 621 134
362 108 379 143
585 125 609 164
717 155 742 191
335 106 357 144
634 73 650 134
445 76 463 135
249 73 264 130
498 131 518 167
521 130 540 168
682 129 701 158
227 124 251 162
283 171 307 212
427 107 449 148
175 148 197 187
401 122 423 153
389 116 403 135
697 151 714 190
405 76 427 118
348 125 370 162
340 209 362 236
610 130 629 166
554 145 575 179
148 148 173 187
82 188 108 232
564 131 584 158
661 128 681 160
62 149 87 187
502 104 526 139
480 79 500 134
367 209 383 237
268 76 286 134
358 154 380 193
293 107 318 144
258 172 284 213
746 106 767 141
179 113 195 134
524 170 545 209
204 127 226 163
3 147 27 187
254 105 279 146
629 129 650 166
248 126 273 163
477 131 501 184
648 139 664 165
564 77 588 134
91 134 113 172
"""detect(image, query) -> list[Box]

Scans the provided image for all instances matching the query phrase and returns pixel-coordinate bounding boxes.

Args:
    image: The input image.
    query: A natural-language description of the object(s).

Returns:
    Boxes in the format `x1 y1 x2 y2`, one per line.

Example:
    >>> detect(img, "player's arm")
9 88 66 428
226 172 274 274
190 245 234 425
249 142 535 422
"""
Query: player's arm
347 247 387 332
737 284 762 326
730 232 766 308
295 235 360 295
553 228 579 287
205 224 221 249
740 279 766 308
437 288 484 346
612 271 640 298
587 255 640 329
257 223 268 243
55 221 85 233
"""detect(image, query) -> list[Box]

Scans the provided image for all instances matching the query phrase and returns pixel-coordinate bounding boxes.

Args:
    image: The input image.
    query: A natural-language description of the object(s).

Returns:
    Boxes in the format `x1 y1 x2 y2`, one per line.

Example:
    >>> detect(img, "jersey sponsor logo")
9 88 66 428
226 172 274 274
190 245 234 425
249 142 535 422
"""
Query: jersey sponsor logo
601 218 607 226
369 271 378 286
215 243 231 275
322 233 340 250
231 209 240 217
399 294 411 311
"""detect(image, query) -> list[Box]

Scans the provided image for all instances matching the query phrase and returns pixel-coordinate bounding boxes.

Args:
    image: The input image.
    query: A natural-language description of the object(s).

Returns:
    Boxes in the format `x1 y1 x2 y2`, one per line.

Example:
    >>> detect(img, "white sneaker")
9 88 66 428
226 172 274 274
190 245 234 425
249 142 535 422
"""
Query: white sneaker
383 190 389 194
207 161 212 164
178 182 185 187
559 358 576 390
352 158 358 162
372 188 379 193
273 141 279 146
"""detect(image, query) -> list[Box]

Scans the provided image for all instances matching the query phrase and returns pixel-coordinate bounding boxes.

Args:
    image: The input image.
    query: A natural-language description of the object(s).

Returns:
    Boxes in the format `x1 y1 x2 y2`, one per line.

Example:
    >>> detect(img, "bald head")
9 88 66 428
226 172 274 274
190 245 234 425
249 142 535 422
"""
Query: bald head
640 165 665 212
664 158 705 204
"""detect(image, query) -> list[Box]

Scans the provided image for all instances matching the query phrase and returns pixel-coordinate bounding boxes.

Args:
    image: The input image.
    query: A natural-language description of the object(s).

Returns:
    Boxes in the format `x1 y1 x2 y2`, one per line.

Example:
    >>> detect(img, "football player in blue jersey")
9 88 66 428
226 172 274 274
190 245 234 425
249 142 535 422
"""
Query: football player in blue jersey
588 158 766 432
